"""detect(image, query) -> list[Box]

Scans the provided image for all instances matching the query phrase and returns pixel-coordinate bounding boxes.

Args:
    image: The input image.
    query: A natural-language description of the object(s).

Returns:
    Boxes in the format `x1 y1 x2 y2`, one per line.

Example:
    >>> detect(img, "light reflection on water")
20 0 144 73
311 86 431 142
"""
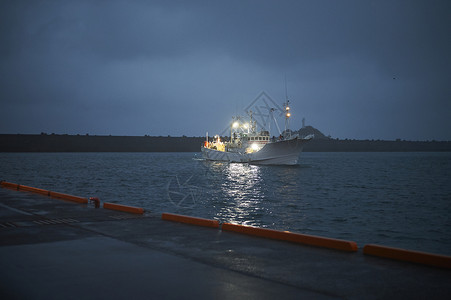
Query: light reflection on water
202 162 310 229
218 163 263 225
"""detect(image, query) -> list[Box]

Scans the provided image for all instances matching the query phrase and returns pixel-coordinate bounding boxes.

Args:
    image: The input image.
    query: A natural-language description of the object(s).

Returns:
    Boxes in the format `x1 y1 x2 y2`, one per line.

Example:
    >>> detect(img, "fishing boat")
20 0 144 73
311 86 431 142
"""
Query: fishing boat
201 98 313 165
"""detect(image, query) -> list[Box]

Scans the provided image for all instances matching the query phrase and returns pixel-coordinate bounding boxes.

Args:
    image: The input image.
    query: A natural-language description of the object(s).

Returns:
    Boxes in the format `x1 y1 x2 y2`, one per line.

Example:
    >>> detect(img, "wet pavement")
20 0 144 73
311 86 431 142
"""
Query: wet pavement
0 187 450 299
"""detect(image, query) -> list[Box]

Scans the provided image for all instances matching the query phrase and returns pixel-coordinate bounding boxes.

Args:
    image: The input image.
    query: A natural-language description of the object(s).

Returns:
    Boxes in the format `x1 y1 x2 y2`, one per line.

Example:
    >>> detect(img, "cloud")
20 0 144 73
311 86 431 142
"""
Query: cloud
0 0 450 140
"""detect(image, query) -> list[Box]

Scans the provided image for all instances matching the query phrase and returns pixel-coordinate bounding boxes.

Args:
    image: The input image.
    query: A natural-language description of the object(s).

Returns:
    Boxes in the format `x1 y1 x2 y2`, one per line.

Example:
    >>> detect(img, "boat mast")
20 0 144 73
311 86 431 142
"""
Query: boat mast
284 76 291 138
284 100 291 138
249 110 255 133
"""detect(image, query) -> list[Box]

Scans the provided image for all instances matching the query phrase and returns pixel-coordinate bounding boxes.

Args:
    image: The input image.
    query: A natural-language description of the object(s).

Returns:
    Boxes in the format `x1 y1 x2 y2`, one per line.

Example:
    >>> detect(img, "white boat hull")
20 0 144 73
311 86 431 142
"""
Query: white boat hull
201 137 310 165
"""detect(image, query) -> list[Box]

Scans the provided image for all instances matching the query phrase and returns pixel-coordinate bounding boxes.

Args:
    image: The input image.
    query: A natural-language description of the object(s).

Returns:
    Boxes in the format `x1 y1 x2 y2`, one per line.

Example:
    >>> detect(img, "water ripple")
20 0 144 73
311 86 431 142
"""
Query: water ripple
1 152 450 255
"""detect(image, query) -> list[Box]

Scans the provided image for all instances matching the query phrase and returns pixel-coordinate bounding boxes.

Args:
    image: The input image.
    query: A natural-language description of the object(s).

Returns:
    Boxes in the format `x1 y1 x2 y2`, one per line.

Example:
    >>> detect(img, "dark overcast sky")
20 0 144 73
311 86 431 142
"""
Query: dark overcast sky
1 0 450 140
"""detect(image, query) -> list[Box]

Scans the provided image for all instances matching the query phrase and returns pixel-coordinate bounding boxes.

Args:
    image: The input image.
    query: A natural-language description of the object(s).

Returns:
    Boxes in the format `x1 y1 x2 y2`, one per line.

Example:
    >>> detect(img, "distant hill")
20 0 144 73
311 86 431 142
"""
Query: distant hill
293 126 329 139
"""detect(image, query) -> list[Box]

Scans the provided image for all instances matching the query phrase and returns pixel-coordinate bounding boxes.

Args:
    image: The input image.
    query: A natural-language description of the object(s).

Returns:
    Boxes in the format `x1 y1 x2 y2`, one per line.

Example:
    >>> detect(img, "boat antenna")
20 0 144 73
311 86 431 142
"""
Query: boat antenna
284 74 289 102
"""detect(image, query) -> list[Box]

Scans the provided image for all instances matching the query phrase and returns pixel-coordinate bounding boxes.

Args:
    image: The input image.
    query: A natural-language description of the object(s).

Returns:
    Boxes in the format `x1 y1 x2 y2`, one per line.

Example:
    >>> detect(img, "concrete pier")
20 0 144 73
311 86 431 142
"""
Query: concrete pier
0 188 450 299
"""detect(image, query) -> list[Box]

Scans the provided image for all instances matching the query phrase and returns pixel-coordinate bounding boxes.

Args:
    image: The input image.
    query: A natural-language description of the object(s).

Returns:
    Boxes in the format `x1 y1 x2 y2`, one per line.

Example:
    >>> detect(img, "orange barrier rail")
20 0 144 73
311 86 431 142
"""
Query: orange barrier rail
103 202 144 214
49 191 89 204
0 181 19 190
162 213 220 228
363 244 451 269
18 185 51 196
1 181 88 204
222 223 358 252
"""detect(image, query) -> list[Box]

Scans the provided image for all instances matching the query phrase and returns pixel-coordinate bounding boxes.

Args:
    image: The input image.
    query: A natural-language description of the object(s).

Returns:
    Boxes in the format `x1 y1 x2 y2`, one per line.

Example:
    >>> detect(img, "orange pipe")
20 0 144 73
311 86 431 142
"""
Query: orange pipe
222 223 358 252
0 181 19 190
363 244 451 269
161 213 219 228
18 185 51 196
49 191 88 204
103 202 144 214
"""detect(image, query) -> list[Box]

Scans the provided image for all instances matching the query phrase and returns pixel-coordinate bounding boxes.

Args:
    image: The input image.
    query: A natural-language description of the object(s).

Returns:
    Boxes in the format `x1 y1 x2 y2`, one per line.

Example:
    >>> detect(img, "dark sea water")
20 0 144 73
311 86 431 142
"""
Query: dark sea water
1 152 450 255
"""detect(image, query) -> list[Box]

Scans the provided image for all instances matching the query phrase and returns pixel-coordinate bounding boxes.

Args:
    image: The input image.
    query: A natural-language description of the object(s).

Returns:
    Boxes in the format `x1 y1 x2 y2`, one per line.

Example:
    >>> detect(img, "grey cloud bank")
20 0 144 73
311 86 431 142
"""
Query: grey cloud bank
1 0 450 140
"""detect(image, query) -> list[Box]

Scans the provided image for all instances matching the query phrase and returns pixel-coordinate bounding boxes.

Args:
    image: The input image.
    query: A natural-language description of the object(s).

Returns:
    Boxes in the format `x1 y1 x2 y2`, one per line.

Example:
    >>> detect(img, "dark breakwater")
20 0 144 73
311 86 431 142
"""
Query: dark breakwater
0 134 204 152
0 134 450 152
